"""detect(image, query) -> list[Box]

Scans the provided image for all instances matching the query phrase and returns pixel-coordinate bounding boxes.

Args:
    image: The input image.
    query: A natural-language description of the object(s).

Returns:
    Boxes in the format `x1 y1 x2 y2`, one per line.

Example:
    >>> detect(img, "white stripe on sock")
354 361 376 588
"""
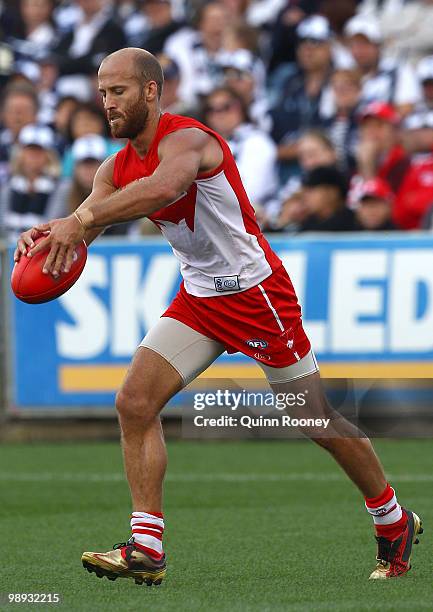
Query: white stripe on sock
365 491 403 525
131 512 164 555
131 512 164 529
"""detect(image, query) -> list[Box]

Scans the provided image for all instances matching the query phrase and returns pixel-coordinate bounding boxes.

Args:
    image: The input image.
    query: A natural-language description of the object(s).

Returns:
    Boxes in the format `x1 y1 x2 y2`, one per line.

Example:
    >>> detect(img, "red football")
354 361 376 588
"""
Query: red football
11 236 88 304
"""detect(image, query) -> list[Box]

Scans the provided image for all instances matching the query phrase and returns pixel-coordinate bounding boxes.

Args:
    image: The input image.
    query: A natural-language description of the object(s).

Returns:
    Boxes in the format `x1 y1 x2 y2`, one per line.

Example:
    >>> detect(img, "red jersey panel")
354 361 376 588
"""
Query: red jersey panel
113 113 281 297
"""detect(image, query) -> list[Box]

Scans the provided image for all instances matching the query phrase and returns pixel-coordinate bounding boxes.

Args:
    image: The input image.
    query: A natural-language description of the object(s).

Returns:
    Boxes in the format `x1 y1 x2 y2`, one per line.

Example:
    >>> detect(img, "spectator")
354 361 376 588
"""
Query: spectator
0 84 38 181
67 102 108 140
159 55 198 117
298 129 337 171
124 0 184 54
53 95 80 150
114 0 139 24
394 111 433 229
164 2 228 105
220 0 250 20
62 102 120 177
269 16 335 168
300 165 357 231
354 102 410 194
8 0 57 72
267 1 322 72
217 48 270 131
203 86 278 206
319 0 357 68
323 69 362 174
0 123 60 239
270 190 310 232
416 56 433 112
52 0 81 34
344 15 421 116
357 0 433 64
35 53 60 126
222 20 259 54
266 129 338 228
53 0 126 100
353 177 397 230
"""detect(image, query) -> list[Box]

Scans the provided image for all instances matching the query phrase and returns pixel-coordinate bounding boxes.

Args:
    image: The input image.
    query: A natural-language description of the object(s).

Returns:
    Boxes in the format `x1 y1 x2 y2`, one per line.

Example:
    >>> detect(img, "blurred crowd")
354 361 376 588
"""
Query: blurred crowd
1 0 433 240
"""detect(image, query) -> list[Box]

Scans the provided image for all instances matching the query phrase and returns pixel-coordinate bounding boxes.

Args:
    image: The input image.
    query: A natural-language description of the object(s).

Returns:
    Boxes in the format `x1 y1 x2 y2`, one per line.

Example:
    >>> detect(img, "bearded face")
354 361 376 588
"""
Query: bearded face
108 86 150 139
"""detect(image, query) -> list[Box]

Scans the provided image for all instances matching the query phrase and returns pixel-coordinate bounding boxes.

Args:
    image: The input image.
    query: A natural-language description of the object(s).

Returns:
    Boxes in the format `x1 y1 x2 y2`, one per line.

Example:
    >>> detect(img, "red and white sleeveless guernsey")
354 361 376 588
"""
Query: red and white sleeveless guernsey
113 113 282 298
113 113 312 366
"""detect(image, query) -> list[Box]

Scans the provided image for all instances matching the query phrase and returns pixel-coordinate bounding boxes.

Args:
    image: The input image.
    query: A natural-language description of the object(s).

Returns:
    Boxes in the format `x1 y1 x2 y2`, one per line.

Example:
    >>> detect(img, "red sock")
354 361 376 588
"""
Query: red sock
365 483 407 540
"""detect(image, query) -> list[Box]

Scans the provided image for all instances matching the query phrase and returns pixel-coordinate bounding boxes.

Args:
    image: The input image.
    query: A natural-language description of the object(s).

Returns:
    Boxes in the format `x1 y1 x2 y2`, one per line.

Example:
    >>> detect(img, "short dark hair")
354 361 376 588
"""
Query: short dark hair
134 53 164 99
302 165 349 199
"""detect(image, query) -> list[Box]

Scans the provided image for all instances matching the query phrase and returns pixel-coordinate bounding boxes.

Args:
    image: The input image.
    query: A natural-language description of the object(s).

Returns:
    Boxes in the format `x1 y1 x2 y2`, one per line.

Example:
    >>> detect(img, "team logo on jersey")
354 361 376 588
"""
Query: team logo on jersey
214 275 240 292
246 339 268 349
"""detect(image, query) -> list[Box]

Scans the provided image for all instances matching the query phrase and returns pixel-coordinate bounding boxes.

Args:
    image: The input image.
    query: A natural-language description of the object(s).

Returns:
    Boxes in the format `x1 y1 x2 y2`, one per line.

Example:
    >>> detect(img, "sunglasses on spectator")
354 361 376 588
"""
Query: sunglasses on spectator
224 68 251 80
205 101 237 114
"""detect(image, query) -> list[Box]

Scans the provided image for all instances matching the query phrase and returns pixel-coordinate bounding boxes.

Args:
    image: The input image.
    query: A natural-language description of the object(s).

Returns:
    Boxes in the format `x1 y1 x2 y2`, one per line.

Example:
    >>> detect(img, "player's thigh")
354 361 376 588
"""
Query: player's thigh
140 316 225 386
117 317 225 419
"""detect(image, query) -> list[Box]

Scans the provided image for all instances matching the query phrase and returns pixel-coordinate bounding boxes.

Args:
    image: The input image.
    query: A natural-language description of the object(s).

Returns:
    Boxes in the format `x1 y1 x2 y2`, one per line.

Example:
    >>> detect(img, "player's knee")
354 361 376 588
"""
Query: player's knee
115 388 155 424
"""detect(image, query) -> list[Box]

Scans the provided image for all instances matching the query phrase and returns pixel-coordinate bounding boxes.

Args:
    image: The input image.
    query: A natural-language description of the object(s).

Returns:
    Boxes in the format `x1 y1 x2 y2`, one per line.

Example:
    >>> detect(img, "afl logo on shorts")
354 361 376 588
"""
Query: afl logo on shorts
246 339 268 349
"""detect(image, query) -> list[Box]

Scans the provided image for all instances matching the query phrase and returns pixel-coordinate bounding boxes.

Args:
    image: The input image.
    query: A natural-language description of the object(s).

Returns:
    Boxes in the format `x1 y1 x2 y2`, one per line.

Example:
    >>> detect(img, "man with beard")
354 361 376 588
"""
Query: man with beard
14 48 422 585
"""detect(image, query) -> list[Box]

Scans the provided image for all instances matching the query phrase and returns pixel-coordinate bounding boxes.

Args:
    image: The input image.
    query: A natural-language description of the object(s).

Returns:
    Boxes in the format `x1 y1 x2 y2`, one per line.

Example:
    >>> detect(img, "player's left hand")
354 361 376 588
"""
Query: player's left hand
27 215 86 278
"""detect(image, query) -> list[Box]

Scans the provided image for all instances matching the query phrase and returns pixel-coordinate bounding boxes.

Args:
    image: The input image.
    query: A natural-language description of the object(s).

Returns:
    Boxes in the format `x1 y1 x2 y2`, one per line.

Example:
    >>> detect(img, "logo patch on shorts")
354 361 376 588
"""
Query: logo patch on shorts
254 352 271 361
214 275 240 292
246 339 268 349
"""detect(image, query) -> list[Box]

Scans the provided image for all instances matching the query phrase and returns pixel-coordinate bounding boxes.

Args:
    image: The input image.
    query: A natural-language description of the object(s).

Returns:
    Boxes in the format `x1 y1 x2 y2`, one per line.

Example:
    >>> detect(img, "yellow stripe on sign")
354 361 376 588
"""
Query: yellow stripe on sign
60 365 127 392
59 361 433 393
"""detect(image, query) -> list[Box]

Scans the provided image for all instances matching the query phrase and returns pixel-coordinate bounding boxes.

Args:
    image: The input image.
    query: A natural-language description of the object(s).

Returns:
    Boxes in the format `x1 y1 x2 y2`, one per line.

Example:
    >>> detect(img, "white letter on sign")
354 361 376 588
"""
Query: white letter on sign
279 251 326 351
112 254 179 356
57 256 108 358
390 250 433 351
329 251 387 352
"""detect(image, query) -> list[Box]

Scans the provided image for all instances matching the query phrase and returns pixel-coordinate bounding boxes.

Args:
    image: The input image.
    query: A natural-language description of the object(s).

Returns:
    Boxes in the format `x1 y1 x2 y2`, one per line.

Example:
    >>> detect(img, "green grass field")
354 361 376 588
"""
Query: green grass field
1 439 432 611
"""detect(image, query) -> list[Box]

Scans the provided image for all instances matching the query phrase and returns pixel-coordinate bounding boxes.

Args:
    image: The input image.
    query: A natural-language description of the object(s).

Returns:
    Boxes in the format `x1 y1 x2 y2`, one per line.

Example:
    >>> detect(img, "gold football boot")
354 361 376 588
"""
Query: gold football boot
82 537 166 585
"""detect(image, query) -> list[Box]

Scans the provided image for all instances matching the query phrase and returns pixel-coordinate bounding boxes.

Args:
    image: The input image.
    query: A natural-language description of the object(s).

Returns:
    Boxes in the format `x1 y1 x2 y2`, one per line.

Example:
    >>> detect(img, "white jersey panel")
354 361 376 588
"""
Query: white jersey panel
157 170 273 297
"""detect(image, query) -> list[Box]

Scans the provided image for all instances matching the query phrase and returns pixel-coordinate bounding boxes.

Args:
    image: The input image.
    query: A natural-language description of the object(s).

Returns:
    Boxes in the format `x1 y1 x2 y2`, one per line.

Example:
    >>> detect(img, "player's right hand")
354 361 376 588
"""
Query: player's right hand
14 228 48 263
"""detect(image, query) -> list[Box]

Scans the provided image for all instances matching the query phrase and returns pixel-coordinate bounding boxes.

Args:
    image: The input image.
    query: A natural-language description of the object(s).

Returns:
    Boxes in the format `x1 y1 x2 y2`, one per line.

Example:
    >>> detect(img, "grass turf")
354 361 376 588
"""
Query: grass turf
0 439 431 611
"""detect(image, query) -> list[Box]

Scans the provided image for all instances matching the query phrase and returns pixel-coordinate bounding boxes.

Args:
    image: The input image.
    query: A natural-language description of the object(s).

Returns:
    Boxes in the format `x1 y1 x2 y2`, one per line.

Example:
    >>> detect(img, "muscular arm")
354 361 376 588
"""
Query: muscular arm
27 128 222 275
78 154 117 245
79 128 222 229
